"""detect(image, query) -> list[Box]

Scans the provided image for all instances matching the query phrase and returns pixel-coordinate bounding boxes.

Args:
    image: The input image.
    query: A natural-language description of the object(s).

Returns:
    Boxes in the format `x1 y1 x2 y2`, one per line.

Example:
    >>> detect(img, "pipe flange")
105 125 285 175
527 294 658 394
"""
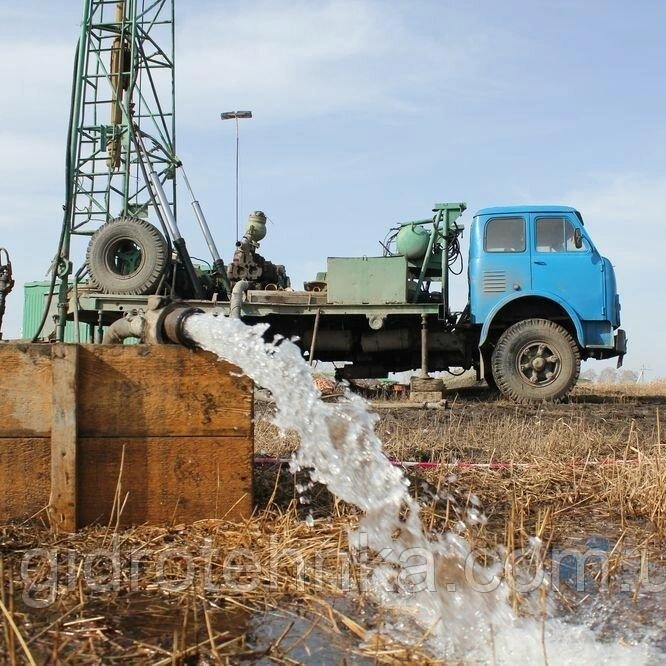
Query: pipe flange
368 315 385 330
153 301 203 347
163 304 204 348
153 301 180 345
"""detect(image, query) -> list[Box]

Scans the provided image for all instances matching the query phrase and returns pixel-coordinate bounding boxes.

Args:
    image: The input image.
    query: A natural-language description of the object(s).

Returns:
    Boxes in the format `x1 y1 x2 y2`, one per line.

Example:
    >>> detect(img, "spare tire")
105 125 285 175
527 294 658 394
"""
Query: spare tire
86 217 168 295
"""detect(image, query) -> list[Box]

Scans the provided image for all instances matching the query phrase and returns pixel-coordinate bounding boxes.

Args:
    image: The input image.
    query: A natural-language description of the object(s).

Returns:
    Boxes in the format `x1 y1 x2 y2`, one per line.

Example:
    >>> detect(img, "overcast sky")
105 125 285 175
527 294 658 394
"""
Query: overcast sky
1 1 664 378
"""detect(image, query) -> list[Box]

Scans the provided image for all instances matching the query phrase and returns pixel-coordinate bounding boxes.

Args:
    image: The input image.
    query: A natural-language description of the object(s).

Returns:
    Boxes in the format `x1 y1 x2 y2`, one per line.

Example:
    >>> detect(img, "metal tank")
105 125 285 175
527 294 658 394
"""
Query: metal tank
396 223 431 260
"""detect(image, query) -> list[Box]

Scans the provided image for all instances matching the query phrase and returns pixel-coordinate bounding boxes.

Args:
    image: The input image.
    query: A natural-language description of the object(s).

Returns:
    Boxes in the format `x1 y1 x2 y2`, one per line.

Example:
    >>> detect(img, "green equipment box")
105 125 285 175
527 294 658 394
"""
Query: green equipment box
326 256 408 304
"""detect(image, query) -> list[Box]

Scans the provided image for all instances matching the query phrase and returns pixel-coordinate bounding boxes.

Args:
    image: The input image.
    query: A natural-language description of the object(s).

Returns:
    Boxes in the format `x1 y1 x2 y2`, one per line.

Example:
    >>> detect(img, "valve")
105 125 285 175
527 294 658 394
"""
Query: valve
0 248 14 341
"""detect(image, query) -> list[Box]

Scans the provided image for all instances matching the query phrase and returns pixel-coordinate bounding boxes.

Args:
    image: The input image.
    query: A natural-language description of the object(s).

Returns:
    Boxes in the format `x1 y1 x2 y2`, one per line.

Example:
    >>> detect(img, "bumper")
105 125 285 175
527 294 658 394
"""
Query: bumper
615 328 627 368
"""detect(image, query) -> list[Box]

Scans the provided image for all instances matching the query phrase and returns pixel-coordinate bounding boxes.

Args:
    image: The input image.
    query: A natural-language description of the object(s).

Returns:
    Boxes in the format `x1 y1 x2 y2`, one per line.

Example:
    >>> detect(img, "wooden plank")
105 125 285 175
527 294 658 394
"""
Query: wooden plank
77 436 253 526
0 344 52 437
77 345 253 437
49 344 78 532
0 342 254 528
0 438 50 521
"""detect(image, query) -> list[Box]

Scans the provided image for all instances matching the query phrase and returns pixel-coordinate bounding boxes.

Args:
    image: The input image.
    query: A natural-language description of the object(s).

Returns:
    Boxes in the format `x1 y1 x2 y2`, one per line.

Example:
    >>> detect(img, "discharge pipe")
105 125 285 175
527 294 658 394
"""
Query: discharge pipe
160 305 203 347
140 283 248 347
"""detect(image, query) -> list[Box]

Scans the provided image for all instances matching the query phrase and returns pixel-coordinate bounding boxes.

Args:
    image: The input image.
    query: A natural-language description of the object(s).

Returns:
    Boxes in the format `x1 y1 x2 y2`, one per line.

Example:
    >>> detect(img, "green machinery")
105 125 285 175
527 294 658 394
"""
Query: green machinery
41 1 465 343
338 203 466 313
41 0 221 342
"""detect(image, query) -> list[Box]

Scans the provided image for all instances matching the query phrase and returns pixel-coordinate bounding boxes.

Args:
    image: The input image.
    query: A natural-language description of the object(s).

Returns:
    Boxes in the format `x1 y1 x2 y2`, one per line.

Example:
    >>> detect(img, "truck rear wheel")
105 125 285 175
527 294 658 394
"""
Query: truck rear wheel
87 217 168 295
491 318 580 403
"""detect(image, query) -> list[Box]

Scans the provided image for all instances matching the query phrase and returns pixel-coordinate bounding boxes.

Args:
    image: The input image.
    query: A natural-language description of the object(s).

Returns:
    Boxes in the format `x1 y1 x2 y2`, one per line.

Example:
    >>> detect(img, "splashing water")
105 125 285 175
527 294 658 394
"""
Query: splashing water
186 312 651 664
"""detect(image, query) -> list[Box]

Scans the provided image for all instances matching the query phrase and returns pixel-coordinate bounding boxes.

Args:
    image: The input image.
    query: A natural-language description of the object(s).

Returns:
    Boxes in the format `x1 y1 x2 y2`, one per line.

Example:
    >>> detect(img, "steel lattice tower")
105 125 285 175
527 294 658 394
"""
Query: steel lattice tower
53 0 176 340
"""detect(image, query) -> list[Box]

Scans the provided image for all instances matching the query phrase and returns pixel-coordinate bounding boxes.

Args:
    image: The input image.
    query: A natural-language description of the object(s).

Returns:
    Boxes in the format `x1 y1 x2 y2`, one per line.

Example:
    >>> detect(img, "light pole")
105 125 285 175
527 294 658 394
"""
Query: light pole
221 110 252 243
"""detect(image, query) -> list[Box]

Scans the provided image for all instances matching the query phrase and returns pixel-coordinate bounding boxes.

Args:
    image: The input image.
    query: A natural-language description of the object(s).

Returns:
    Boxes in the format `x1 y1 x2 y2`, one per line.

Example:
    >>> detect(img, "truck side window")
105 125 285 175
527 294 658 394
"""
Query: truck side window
536 217 585 252
484 217 525 252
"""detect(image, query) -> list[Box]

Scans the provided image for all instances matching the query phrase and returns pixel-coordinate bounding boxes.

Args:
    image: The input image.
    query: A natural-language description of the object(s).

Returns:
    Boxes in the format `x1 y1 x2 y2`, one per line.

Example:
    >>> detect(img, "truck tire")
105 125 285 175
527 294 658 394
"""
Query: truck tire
491 318 580 403
87 217 168 295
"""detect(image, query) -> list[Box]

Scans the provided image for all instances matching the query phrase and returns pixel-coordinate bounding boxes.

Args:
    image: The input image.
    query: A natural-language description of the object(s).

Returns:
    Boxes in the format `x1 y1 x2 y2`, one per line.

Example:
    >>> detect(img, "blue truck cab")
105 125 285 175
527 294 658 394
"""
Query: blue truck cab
468 205 626 401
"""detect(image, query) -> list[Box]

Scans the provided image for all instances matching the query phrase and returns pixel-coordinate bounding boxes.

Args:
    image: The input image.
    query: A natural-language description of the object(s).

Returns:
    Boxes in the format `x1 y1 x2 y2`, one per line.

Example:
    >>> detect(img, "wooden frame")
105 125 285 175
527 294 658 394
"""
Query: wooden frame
0 344 253 530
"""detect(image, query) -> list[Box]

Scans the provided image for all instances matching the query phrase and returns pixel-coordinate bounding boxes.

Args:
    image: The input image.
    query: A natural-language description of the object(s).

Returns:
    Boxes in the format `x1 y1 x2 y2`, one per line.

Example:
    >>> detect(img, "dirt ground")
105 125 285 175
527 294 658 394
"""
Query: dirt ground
254 382 666 512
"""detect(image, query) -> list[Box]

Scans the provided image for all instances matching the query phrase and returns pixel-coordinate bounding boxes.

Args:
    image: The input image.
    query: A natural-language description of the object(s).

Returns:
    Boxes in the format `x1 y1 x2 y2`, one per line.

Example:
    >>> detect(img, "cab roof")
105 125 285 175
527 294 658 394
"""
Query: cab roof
474 205 579 217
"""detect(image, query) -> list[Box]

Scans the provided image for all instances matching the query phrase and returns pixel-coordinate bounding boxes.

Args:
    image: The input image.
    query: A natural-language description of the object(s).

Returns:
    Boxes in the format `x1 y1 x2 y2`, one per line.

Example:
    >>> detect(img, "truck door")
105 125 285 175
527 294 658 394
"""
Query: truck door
530 214 605 320
470 215 533 323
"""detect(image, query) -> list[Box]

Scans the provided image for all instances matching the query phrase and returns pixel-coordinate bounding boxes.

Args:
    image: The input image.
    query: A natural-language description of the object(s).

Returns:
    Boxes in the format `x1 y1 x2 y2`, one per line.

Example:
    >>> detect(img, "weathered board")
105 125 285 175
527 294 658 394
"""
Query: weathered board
77 346 253 438
0 438 51 520
51 344 79 531
0 343 253 529
77 436 252 526
0 343 52 436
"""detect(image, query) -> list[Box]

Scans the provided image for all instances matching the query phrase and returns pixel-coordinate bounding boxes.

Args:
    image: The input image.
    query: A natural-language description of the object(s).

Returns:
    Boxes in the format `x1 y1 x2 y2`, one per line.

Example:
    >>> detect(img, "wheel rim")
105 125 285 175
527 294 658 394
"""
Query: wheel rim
516 340 561 386
106 239 144 277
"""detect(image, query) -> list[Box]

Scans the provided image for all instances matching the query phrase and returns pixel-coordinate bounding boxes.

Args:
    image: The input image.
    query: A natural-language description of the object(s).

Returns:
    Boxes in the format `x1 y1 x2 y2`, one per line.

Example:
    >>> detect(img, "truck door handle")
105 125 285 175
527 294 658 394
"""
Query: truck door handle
533 260 546 265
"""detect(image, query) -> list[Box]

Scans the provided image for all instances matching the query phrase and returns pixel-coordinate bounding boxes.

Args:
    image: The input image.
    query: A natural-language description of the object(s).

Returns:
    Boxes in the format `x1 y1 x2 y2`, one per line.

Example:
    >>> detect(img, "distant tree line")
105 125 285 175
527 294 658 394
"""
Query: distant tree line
580 368 640 384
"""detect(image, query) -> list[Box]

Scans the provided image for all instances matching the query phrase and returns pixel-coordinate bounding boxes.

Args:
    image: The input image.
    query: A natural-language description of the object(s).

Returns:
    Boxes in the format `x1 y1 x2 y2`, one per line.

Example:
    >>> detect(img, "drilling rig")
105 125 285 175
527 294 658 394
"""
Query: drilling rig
40 0 227 343
35 0 626 404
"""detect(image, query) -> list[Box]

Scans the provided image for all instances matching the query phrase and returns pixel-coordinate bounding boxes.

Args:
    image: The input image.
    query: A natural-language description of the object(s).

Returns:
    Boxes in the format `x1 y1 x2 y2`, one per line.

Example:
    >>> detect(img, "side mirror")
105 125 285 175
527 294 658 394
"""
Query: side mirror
574 228 583 249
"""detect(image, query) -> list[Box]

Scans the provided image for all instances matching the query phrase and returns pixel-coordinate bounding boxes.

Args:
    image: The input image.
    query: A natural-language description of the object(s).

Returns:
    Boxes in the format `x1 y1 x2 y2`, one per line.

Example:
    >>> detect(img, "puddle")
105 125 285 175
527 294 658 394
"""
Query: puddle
16 591 250 658
248 608 373 664
550 533 666 653
107 592 249 646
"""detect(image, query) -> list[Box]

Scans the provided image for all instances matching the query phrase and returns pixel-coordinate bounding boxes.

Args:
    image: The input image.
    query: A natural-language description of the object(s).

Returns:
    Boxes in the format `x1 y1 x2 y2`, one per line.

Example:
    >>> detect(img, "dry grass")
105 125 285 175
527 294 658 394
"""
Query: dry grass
257 383 664 464
2 382 665 663
578 379 666 399
0 511 437 664
254 379 666 538
255 382 666 610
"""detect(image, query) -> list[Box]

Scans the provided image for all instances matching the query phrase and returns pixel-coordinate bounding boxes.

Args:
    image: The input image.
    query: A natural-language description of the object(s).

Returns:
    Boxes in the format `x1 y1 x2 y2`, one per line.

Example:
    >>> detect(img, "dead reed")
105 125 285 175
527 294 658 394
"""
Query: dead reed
1 382 664 662
1 510 441 664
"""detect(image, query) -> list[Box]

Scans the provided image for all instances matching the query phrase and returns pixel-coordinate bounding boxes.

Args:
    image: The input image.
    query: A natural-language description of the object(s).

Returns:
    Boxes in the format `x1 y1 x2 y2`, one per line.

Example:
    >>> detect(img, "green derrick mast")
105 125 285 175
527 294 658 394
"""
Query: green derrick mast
49 0 177 341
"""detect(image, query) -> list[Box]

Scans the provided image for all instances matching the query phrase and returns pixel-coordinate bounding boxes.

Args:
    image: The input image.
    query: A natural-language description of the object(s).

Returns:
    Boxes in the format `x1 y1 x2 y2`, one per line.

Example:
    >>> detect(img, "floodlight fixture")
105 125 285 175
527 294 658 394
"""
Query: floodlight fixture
220 110 253 120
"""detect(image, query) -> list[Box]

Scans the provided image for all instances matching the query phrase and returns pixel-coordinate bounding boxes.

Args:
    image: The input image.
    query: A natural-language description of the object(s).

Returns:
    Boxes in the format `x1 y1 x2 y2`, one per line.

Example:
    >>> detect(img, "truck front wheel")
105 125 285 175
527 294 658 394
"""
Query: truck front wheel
491 318 580 403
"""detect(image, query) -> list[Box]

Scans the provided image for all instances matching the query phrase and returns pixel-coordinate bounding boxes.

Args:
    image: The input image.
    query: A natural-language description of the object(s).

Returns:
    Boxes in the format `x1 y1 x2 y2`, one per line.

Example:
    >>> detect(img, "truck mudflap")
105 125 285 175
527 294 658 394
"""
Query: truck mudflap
615 328 627 368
